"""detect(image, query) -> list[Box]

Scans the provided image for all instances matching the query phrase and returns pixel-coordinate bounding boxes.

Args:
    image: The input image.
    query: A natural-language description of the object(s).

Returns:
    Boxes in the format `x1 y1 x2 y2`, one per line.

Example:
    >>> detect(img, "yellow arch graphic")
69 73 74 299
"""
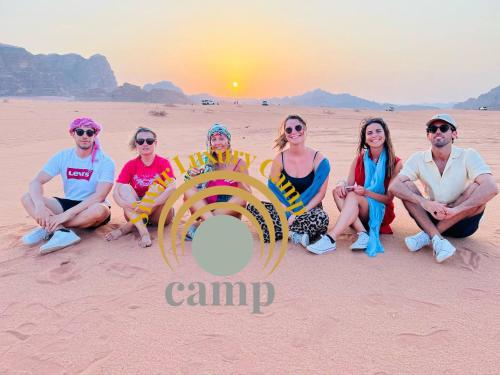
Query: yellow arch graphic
157 170 289 276
176 186 273 264
180 201 265 259
164 181 281 275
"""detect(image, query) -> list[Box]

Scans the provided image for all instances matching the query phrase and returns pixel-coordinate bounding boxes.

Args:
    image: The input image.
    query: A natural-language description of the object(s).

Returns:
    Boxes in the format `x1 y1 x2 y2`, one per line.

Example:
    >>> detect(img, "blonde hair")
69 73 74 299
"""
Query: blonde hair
273 114 307 151
129 126 157 151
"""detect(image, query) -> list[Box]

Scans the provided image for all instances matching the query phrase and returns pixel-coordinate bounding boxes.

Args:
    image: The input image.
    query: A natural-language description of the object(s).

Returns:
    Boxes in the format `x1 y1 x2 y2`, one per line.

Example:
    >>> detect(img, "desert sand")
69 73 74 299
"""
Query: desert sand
1 99 499 374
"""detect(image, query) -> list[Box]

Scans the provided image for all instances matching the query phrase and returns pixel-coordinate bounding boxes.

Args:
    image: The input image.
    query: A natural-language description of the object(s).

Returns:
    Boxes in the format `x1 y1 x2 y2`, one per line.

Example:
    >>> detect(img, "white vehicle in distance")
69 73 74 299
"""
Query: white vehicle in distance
201 99 216 105
262 100 269 106
479 106 488 111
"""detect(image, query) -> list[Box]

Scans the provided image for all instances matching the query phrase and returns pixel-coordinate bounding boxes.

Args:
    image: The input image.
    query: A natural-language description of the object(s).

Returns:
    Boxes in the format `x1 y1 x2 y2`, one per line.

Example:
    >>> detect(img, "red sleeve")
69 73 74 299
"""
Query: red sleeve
116 159 135 184
159 158 175 179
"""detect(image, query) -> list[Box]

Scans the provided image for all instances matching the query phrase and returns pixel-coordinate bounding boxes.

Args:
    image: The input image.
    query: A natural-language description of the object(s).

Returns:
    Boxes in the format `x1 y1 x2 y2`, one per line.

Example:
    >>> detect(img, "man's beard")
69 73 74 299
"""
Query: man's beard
433 138 450 148
78 142 93 150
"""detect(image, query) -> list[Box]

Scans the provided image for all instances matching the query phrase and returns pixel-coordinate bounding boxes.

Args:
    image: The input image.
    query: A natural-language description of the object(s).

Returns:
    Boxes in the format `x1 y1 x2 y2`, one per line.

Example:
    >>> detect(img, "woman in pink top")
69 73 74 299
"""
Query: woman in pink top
183 124 250 240
105 127 176 247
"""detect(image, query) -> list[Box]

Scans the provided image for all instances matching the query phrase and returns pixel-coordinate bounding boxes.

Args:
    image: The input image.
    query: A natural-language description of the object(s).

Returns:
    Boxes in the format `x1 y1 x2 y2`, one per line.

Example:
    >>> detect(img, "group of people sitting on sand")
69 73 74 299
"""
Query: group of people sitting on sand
20 113 497 263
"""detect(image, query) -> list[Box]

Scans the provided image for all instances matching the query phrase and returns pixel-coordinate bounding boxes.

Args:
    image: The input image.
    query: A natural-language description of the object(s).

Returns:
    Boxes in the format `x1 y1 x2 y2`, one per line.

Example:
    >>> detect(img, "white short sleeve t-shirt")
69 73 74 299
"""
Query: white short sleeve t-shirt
43 148 116 201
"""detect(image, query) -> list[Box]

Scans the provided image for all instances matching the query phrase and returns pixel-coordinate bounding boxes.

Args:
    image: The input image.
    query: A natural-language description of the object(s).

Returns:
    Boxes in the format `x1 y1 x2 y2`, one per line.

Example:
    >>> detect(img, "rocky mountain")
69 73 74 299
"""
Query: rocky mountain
106 83 192 104
454 85 500 110
0 43 117 96
270 89 384 109
143 80 183 94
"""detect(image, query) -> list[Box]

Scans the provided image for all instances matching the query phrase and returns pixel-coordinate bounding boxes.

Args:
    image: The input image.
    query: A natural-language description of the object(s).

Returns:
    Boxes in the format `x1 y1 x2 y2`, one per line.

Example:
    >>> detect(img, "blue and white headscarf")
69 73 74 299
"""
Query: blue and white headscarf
206 123 231 152
184 123 232 186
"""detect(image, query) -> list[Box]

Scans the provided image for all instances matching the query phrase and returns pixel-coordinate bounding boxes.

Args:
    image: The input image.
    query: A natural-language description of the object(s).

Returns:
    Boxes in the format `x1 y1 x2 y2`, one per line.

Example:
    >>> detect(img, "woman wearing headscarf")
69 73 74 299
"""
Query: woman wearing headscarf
183 124 249 240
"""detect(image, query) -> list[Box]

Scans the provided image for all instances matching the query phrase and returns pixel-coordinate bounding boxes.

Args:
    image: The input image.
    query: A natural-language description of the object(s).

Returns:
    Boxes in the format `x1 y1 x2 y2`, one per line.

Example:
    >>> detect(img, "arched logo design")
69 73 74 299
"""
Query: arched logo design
157 170 289 276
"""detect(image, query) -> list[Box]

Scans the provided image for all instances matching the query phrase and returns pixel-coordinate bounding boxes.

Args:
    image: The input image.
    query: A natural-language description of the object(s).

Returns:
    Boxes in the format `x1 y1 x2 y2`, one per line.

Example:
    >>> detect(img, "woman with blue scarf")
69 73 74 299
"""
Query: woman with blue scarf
307 118 402 256
247 115 330 247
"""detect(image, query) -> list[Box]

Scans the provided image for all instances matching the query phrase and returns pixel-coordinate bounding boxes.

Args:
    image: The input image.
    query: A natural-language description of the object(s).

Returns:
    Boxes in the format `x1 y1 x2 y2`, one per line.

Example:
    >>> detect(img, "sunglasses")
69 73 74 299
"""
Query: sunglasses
74 128 96 137
427 124 454 134
136 138 156 145
285 124 304 134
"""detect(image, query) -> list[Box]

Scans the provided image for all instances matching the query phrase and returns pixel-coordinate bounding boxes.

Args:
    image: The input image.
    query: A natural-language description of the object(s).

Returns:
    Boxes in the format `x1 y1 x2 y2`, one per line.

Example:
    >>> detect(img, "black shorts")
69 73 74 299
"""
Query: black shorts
429 210 484 238
54 197 111 228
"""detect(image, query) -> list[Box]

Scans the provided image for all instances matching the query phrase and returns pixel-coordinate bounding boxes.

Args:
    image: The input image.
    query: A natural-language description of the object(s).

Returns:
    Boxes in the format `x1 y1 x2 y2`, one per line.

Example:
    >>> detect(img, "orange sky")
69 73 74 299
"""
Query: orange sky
2 1 500 103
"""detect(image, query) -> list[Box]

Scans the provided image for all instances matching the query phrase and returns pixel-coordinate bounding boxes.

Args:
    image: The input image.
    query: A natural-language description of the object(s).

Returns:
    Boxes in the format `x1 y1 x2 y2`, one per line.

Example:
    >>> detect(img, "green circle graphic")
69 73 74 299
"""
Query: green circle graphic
191 215 253 276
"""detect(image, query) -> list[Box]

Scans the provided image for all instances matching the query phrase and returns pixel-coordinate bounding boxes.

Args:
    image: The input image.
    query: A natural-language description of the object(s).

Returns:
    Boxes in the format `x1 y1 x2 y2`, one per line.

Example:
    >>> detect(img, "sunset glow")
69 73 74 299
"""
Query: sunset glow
1 1 500 103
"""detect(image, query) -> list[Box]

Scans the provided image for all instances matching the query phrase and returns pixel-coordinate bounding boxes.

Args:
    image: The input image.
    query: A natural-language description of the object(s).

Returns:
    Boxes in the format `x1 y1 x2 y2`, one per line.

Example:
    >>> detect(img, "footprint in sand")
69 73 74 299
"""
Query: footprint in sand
181 335 242 362
396 328 450 348
455 247 481 271
458 287 500 302
36 260 81 285
4 322 38 342
4 330 30 341
363 293 443 311
290 314 339 348
106 262 148 279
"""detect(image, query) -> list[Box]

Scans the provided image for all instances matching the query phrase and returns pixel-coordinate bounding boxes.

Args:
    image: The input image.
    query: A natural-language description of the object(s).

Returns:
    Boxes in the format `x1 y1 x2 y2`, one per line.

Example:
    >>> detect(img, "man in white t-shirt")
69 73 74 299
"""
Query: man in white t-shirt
21 117 116 254
389 114 498 263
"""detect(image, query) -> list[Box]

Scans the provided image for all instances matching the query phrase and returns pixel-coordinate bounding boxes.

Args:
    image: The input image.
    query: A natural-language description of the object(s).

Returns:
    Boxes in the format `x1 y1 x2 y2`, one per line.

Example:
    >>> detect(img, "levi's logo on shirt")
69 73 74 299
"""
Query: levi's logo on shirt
67 168 94 181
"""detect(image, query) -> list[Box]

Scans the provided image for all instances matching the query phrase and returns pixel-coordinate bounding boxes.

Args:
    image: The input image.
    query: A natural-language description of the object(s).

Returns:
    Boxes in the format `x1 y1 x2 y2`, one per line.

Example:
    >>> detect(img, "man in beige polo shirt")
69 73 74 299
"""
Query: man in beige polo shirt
389 114 498 263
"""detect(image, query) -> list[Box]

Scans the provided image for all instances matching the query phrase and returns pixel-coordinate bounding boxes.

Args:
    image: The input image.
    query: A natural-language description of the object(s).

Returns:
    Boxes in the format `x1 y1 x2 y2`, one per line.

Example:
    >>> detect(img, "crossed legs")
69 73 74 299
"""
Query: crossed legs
21 193 110 231
330 190 369 240
183 187 246 221
401 181 484 237
105 184 173 247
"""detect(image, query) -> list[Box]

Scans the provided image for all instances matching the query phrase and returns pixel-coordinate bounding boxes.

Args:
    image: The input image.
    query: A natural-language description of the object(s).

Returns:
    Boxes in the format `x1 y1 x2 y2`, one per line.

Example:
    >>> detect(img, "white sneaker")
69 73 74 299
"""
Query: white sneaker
405 231 431 252
306 235 336 254
350 231 369 250
289 231 310 247
432 235 456 263
22 227 50 246
39 229 81 255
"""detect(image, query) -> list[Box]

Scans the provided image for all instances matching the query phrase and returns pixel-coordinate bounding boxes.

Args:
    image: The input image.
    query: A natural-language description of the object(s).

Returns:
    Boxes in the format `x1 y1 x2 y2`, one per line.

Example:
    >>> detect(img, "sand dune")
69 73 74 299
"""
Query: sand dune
1 100 499 374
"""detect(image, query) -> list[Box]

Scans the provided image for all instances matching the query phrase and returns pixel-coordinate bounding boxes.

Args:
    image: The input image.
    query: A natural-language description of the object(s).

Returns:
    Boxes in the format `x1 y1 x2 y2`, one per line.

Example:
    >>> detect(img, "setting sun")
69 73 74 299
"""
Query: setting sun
232 81 239 88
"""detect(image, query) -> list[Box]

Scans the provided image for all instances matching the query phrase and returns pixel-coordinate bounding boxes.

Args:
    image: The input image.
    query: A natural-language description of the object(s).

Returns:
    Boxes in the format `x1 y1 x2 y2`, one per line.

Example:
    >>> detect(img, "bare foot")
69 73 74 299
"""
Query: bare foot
105 222 133 241
139 233 152 248
105 228 123 241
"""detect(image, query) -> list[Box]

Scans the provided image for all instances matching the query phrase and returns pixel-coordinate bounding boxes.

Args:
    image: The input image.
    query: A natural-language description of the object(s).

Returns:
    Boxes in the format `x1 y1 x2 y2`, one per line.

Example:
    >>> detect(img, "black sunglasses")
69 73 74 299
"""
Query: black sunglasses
285 124 303 134
136 138 156 145
427 124 454 134
74 128 96 137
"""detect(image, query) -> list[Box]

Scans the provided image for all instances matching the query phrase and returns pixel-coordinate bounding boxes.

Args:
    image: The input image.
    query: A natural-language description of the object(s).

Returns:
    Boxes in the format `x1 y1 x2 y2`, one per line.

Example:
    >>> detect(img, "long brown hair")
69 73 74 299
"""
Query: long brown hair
357 117 397 179
274 114 307 151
